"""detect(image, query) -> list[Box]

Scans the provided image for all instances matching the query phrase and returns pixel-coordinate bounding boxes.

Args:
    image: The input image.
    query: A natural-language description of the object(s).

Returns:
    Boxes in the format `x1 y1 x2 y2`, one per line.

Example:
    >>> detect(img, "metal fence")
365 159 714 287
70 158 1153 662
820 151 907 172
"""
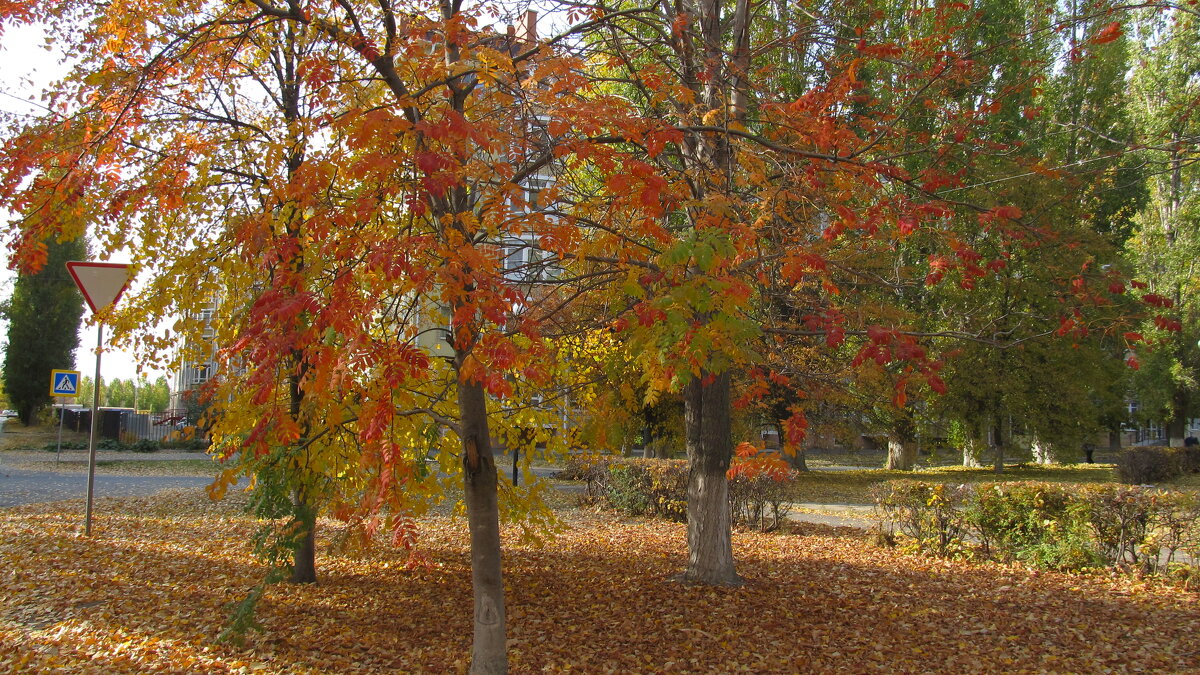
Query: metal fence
60 408 194 443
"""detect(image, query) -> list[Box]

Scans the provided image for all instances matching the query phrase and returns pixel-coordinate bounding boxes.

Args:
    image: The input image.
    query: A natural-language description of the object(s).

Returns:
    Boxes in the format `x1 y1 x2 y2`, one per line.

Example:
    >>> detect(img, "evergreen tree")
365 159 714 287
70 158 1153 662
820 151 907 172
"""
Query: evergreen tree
2 236 87 425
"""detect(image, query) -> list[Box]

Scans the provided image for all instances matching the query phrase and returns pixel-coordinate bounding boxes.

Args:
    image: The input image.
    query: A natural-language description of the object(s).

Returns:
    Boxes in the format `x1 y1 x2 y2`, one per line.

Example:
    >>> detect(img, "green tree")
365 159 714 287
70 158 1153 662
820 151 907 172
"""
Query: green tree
2 235 86 425
142 375 170 413
106 377 134 408
1126 9 1200 445
75 375 95 408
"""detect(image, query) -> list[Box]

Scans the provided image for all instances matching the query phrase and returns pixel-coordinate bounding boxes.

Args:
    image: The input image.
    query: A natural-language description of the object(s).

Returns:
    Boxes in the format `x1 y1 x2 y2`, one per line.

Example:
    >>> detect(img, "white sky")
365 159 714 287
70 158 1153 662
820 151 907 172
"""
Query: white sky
0 23 161 383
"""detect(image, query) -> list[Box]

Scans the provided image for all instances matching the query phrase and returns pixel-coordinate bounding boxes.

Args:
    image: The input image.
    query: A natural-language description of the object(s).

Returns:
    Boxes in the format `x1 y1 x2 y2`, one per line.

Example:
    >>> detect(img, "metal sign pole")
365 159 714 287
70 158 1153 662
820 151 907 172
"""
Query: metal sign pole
56 403 65 464
84 323 103 537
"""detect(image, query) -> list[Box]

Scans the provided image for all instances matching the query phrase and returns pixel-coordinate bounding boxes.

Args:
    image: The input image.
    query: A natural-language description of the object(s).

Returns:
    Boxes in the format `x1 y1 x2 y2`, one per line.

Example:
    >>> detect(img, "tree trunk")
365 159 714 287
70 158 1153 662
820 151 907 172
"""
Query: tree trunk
683 371 740 585
1108 429 1122 453
1168 393 1188 447
885 434 918 470
290 502 317 584
991 417 1008 473
458 378 507 675
1031 436 1055 465
885 411 917 471
790 446 809 472
961 434 984 468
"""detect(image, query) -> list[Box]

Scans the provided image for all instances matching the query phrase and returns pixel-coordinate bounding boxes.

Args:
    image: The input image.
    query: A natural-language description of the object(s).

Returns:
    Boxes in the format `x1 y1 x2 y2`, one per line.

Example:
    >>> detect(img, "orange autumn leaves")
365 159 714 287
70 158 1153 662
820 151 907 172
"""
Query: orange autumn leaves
3 490 1200 673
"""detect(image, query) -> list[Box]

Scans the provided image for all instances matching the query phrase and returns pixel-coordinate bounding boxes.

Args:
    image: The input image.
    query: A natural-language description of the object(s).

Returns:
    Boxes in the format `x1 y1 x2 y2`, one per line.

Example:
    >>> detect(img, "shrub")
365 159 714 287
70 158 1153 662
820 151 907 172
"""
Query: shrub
1081 485 1200 573
606 461 653 516
1115 445 1200 484
873 477 1200 578
554 455 613 499
870 480 969 557
966 482 1099 571
642 460 689 521
41 440 87 451
728 444 798 531
130 438 160 453
604 459 690 520
1150 490 1200 569
97 438 124 451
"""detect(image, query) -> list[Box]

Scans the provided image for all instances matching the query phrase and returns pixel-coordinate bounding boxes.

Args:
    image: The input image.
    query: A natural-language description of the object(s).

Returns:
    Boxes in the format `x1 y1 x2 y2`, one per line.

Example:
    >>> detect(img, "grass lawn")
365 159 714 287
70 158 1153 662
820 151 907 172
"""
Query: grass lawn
790 463 1126 505
3 489 1198 673
17 458 224 477
0 422 89 452
790 462 1200 506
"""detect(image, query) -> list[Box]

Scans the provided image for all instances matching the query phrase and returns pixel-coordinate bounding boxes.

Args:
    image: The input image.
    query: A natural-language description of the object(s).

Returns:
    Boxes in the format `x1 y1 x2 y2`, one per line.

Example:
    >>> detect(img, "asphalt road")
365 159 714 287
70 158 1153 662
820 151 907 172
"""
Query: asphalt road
0 466 217 508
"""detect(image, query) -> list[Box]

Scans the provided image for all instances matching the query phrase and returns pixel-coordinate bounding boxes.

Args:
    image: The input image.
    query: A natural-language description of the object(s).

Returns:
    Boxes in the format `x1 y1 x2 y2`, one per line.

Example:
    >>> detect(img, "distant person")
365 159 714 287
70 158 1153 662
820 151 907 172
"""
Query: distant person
1083 443 1095 464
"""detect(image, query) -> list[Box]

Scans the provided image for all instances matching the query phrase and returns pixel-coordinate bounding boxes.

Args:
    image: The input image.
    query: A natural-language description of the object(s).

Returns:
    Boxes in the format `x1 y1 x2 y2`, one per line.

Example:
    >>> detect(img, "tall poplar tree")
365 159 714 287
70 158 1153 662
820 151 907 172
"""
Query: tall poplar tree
2 235 86 425
1126 9 1200 444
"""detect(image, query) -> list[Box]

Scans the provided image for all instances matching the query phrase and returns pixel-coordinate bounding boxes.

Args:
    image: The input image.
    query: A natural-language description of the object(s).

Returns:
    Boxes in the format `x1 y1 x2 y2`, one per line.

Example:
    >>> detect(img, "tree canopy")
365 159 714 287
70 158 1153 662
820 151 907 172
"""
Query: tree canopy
2 0 1197 671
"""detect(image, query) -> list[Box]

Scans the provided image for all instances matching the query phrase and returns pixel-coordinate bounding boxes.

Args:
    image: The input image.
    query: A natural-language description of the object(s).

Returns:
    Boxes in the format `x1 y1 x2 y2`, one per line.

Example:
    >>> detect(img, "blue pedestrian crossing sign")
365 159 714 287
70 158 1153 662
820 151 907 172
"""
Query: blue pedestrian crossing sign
50 370 81 397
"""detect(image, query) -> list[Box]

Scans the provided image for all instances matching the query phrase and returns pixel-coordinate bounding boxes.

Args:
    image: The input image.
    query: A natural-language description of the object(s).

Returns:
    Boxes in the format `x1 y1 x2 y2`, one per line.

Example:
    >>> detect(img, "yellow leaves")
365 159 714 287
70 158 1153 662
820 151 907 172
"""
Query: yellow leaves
207 468 239 501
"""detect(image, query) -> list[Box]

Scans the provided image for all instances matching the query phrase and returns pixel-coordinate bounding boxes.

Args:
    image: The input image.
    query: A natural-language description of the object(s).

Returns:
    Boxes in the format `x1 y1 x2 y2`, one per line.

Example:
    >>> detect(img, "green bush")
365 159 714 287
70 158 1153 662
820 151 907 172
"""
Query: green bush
870 480 970 557
1115 445 1200 484
967 482 1099 571
130 438 160 453
41 440 88 451
873 479 1200 579
606 461 654 516
97 438 123 451
598 457 797 529
605 460 690 519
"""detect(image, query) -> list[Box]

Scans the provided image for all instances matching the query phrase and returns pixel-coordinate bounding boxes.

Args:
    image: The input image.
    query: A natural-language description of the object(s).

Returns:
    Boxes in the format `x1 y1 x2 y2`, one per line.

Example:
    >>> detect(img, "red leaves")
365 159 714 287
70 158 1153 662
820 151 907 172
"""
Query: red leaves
783 408 808 447
1153 315 1183 332
1056 316 1076 337
927 374 947 395
633 301 667 327
926 255 951 286
1142 293 1174 309
728 447 794 481
978 205 1022 226
1093 21 1123 45
415 152 453 175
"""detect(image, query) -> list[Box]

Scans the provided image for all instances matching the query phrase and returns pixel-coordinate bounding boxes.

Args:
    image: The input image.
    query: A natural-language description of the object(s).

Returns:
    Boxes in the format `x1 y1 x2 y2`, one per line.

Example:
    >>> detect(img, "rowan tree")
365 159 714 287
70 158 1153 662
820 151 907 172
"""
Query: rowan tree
1 1 645 671
574 0 1178 581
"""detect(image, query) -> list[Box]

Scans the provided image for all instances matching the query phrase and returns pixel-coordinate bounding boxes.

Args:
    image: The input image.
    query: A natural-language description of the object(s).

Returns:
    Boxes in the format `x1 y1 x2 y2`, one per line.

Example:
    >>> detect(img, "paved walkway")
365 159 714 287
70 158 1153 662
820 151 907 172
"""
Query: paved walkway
788 502 875 529
0 452 880 530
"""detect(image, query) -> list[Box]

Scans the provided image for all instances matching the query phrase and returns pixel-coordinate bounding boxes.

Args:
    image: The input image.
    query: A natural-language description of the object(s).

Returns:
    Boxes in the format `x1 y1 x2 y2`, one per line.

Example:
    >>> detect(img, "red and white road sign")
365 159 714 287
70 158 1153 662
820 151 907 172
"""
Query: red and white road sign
65 261 133 314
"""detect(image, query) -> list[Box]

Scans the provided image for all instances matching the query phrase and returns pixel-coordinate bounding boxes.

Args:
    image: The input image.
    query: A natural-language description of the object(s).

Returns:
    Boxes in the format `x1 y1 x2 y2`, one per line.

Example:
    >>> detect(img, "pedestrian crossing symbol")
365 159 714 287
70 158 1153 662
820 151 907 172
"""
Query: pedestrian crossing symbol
50 370 81 397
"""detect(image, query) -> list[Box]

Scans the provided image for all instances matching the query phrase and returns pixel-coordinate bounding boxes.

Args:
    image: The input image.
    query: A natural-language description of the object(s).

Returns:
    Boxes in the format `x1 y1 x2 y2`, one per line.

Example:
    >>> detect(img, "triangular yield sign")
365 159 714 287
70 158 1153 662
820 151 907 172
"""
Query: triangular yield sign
66 262 133 315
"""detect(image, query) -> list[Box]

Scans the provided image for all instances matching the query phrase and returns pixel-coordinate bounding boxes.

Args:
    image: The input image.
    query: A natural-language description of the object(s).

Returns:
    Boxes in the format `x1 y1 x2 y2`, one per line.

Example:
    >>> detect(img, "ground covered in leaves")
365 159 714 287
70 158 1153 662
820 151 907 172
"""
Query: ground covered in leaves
3 491 1198 673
